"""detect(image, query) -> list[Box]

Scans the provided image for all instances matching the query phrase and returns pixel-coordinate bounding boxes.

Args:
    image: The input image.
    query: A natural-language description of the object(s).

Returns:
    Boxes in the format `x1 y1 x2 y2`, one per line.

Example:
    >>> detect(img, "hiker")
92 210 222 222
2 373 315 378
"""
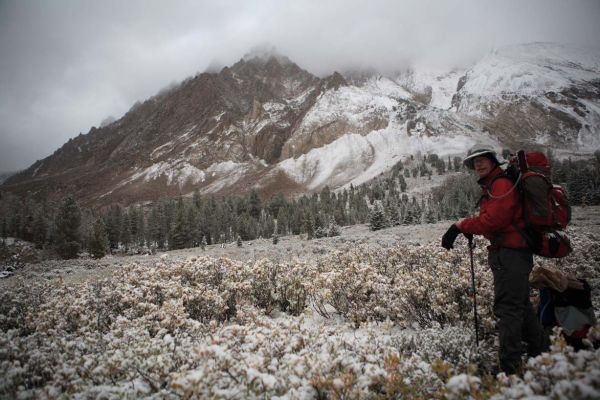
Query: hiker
441 146 548 375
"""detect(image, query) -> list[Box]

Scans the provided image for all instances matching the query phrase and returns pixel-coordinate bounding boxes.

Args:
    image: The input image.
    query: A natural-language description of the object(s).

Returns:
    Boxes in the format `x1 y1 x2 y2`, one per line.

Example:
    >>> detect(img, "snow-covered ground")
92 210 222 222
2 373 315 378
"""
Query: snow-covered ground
1 207 599 399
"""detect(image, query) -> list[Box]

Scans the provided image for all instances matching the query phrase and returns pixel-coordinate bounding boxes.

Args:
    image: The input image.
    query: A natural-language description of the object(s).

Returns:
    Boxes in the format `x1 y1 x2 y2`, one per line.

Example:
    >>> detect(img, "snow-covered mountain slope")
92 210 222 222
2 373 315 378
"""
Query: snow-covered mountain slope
392 67 464 109
2 43 599 206
453 42 600 150
459 43 599 97
277 124 489 190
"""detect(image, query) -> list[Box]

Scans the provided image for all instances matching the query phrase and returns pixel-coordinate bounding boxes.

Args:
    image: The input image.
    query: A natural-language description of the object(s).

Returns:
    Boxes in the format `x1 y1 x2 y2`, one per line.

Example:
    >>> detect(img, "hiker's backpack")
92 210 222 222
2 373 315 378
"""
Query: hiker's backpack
537 279 597 350
504 150 572 258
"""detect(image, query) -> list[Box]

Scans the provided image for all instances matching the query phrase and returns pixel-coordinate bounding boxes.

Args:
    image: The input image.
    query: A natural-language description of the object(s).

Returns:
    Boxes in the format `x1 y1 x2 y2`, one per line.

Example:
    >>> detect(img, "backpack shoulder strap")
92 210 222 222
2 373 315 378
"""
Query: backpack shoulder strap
486 172 521 200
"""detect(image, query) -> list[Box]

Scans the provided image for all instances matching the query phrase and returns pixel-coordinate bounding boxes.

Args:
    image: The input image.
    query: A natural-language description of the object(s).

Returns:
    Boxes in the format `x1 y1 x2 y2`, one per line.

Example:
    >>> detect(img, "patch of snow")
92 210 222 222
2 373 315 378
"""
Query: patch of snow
286 87 315 107
394 67 464 109
278 121 499 190
178 125 197 140
202 161 250 193
118 160 207 187
32 162 43 177
150 141 175 159
214 112 226 122
262 102 286 113
460 43 600 97
299 80 401 132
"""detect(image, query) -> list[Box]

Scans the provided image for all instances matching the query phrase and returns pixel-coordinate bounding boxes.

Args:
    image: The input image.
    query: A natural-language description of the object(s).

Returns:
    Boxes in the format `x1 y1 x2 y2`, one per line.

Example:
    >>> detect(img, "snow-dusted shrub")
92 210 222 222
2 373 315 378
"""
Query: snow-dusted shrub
311 241 496 337
391 325 495 371
250 259 312 315
0 279 51 334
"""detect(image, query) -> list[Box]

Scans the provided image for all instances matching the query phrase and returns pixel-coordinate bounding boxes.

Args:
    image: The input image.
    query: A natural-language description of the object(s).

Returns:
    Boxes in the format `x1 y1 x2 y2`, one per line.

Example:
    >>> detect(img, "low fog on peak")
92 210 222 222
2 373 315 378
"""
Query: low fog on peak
0 0 599 171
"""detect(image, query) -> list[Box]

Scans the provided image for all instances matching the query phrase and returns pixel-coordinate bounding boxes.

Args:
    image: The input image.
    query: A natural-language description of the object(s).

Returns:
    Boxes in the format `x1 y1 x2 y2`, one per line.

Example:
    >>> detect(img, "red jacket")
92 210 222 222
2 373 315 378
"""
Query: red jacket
460 166 528 250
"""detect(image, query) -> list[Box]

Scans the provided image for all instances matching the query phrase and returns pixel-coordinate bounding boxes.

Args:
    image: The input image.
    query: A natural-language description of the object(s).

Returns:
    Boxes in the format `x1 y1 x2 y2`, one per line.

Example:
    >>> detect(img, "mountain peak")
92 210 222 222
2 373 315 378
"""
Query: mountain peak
242 45 290 65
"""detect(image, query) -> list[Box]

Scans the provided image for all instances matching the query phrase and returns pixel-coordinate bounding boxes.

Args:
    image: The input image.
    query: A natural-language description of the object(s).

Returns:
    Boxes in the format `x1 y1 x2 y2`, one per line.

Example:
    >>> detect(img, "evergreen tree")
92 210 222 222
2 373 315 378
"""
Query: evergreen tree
169 197 189 250
89 218 109 259
435 159 446 175
453 156 462 172
369 202 386 231
136 206 145 247
276 207 289 236
106 205 122 250
425 205 437 223
201 235 207 250
32 208 48 249
327 216 341 237
148 206 166 249
55 196 81 259
314 213 328 238
120 212 131 251
248 190 262 219
236 235 242 247
186 206 201 247
304 213 314 240
0 217 7 240
387 202 401 226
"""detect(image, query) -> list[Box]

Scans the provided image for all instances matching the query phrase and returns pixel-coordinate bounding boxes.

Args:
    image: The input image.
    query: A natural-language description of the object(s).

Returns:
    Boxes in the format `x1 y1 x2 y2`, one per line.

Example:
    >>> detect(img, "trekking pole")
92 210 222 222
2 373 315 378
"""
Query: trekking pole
468 236 480 347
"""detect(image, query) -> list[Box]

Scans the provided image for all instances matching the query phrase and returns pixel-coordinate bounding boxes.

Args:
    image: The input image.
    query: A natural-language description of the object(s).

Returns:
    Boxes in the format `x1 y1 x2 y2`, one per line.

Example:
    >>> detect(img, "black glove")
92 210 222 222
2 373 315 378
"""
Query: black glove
441 224 461 250
463 233 473 241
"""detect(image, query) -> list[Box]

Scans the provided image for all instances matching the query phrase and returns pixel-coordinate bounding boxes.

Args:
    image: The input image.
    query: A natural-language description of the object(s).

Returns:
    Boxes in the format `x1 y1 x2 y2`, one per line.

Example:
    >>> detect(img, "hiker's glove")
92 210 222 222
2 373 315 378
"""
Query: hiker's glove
441 224 461 250
463 233 473 241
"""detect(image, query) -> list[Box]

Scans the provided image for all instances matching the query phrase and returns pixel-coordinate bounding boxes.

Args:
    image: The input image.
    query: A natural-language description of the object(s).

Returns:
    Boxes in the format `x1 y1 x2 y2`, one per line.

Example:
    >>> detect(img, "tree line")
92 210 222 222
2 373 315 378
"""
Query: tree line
1 150 598 259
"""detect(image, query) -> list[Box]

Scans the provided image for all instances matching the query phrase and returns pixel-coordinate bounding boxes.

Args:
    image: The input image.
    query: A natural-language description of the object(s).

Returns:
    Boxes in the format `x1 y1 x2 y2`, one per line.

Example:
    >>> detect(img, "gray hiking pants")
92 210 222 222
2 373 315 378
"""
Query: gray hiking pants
488 248 548 374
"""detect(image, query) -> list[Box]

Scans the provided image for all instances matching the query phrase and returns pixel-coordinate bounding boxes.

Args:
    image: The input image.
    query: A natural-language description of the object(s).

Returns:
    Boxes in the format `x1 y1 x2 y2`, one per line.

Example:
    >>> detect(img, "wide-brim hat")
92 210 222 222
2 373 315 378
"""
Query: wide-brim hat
463 147 502 170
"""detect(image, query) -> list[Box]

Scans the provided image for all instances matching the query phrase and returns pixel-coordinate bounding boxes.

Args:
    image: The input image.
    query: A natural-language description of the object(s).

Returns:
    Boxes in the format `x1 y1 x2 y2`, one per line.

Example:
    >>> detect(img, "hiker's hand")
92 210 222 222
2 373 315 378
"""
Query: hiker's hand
441 224 461 250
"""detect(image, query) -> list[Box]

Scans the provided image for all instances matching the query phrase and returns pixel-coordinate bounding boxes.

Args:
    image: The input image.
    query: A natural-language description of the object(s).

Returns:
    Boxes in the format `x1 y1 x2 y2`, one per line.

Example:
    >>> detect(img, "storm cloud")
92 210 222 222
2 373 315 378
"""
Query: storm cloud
1 0 599 171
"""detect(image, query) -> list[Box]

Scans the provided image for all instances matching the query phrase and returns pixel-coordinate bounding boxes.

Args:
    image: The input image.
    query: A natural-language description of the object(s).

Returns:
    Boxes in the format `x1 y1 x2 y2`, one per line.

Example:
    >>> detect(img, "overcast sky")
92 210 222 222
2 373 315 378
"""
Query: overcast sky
0 0 599 172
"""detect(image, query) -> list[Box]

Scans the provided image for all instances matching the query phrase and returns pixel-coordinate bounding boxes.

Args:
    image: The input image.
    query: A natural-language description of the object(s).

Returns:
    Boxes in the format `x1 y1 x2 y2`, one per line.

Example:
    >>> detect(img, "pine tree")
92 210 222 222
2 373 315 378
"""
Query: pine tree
327 216 341 237
369 202 386 231
55 196 81 259
148 206 165 249
136 206 145 247
89 218 109 259
120 212 131 251
314 213 328 238
453 156 462 172
186 206 201 247
0 217 7 240
169 197 189 250
248 190 262 219
304 213 314 240
201 235 207 250
425 206 437 223
32 208 48 249
106 205 122 250
388 202 401 226
236 235 243 247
